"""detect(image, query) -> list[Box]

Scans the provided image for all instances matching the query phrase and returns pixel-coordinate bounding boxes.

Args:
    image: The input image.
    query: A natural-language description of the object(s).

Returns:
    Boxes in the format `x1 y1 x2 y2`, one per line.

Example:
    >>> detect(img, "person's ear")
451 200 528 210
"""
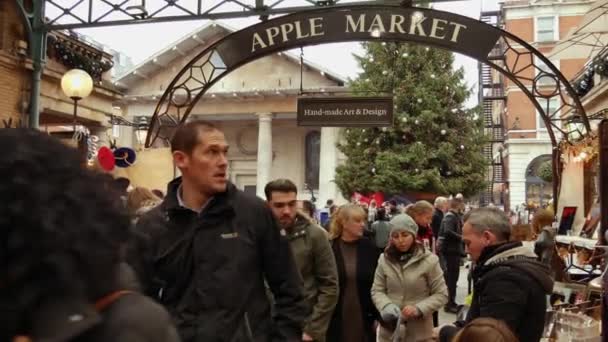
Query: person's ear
173 150 189 169
482 230 493 245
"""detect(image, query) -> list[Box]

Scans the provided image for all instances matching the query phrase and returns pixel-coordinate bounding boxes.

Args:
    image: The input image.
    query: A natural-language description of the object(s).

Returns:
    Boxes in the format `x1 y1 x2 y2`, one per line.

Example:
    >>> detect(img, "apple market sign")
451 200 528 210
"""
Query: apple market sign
216 7 501 68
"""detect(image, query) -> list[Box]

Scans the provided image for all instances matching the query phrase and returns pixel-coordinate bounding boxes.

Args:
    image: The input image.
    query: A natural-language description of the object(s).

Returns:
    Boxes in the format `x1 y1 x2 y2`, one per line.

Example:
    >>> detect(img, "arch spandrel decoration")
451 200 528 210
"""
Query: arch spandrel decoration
146 4 591 150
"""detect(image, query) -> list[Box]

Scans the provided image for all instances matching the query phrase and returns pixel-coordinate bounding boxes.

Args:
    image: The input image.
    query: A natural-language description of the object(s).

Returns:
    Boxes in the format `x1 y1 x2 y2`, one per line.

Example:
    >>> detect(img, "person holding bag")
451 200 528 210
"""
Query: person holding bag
372 214 448 342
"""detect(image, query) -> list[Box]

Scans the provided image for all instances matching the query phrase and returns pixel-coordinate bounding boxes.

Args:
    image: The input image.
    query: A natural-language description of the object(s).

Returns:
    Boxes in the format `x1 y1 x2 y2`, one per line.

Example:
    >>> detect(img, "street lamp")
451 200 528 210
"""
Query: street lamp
565 113 585 141
61 69 93 134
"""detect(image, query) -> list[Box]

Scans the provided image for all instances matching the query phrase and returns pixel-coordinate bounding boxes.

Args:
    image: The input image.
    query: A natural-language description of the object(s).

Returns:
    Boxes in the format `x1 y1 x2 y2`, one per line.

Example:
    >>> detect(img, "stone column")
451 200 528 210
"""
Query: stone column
319 127 339 206
256 113 273 198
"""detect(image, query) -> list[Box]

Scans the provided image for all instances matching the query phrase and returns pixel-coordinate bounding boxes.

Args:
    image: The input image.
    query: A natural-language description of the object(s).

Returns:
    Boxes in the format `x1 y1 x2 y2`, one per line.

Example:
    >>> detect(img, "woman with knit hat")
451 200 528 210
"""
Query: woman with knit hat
371 214 448 342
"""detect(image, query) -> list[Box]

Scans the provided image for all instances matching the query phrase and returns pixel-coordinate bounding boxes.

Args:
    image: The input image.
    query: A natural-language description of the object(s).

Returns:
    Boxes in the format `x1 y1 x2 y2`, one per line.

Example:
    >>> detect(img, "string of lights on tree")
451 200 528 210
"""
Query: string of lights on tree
47 35 114 82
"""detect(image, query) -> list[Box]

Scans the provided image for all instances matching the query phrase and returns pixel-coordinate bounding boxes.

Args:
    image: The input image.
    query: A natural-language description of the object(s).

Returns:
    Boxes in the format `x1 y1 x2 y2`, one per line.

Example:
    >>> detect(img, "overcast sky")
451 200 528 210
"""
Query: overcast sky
73 0 500 107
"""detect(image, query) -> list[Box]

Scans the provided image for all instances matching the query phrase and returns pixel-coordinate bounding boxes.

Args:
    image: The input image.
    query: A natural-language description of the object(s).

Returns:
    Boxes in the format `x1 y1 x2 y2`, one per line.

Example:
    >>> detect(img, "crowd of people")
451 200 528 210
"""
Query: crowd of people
1 122 555 342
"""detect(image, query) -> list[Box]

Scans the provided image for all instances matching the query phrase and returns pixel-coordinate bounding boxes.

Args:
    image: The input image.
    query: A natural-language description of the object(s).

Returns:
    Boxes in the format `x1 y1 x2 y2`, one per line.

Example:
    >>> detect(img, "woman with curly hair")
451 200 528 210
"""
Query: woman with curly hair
0 129 179 342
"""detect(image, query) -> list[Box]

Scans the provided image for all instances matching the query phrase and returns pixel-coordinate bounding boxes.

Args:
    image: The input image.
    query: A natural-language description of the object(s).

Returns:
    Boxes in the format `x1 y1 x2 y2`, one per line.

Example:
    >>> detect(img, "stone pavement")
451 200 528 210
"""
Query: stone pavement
437 262 472 325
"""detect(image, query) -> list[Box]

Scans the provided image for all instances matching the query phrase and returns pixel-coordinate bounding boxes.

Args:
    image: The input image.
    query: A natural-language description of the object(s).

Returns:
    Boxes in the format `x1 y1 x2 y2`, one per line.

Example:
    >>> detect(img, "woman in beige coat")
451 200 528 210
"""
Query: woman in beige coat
371 214 448 342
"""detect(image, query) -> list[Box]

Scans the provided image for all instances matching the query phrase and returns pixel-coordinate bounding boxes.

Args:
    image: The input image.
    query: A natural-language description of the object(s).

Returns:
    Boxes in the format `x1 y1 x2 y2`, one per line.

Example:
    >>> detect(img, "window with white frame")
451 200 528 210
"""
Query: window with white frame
536 16 557 42
537 97 560 130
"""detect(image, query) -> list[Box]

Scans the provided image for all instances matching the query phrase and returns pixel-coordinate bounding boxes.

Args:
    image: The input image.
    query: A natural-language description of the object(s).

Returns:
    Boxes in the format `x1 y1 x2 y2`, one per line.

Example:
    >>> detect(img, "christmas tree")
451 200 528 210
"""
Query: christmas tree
334 42 488 198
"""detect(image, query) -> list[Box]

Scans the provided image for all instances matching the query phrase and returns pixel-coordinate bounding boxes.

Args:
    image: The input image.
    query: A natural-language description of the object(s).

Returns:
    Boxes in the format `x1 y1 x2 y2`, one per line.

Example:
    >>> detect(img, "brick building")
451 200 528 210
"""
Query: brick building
486 0 594 212
0 1 122 136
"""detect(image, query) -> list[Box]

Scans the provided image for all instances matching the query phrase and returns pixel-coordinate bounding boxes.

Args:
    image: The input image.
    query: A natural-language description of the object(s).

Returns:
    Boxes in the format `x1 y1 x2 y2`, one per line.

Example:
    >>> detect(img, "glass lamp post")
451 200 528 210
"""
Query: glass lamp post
61 69 93 133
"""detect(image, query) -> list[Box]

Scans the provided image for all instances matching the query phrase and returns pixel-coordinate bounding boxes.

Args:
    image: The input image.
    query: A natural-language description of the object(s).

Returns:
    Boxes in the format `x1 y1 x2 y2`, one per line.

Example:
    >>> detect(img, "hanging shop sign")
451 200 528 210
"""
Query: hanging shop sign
297 96 393 127
216 6 501 67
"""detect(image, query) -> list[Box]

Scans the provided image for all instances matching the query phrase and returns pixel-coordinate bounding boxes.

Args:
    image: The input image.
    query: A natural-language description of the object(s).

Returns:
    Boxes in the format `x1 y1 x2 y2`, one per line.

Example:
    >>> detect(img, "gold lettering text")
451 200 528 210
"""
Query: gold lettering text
389 15 406 33
280 23 294 42
429 18 448 39
345 14 366 33
294 21 310 39
449 22 467 43
309 17 325 37
368 14 386 34
266 26 280 46
409 14 427 36
251 32 267 52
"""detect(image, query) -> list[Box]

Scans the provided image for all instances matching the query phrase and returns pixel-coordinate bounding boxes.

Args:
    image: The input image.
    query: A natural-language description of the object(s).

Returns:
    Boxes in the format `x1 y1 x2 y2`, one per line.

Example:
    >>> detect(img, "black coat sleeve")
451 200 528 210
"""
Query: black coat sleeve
431 211 443 238
127 210 163 298
258 207 307 341
440 214 462 241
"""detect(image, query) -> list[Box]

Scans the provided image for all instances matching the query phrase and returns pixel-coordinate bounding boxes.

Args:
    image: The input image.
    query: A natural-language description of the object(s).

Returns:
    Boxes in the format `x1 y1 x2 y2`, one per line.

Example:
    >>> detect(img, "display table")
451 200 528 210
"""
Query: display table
555 236 603 279
556 235 598 250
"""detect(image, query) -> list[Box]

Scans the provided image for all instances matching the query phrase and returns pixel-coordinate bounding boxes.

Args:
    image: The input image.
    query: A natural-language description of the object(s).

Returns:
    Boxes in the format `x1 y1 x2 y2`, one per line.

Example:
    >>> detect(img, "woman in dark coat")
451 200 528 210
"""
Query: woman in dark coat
327 204 381 342
0 129 179 342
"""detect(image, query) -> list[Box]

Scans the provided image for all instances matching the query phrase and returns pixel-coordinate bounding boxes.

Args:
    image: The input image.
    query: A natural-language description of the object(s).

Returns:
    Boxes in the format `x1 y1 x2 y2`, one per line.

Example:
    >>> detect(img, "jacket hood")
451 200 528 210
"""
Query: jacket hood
482 242 554 294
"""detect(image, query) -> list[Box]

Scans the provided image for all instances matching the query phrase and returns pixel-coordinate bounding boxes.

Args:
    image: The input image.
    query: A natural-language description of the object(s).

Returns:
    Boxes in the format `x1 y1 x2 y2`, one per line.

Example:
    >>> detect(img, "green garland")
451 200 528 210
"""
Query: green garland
47 35 114 81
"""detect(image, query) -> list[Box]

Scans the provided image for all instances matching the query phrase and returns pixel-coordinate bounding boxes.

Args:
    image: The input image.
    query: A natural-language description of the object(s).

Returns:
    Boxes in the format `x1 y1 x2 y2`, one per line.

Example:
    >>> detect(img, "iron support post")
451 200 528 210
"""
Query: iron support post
23 0 46 129
599 120 608 245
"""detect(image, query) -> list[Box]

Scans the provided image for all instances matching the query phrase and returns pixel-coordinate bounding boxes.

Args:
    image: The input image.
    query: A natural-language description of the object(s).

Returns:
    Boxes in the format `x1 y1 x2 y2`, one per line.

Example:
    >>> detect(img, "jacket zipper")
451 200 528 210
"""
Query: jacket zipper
244 312 254 342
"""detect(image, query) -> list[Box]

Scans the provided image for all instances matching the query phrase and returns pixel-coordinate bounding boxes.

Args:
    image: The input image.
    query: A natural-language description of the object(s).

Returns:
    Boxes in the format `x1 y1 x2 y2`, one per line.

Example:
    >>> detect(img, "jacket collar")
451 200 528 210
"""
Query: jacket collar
161 177 237 219
284 213 311 238
483 244 538 266
475 241 554 293
476 241 521 266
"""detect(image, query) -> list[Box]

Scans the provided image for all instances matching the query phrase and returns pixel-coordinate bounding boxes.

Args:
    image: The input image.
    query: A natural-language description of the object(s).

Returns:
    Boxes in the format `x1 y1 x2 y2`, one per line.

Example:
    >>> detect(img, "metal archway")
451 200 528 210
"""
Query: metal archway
146 4 593 198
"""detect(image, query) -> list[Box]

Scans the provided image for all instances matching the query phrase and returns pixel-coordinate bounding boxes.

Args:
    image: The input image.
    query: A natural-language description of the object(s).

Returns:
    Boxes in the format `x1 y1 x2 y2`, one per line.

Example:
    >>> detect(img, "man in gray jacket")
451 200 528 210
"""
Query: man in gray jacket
266 179 339 342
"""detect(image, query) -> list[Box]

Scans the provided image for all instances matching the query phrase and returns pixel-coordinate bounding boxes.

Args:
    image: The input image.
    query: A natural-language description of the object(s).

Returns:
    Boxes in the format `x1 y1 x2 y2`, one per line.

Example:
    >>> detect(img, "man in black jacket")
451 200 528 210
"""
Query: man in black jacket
131 121 307 342
431 196 448 240
439 208 554 342
438 197 464 313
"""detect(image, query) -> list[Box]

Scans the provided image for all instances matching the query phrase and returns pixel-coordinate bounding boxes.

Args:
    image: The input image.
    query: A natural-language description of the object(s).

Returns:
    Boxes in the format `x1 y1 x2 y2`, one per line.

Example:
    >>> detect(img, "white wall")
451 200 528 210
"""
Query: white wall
507 140 553 209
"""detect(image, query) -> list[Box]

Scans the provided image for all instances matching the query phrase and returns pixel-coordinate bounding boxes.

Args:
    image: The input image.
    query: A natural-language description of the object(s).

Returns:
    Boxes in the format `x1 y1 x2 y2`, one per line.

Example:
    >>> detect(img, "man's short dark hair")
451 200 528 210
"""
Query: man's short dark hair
114 177 131 194
326 199 334 206
264 179 298 201
170 120 219 154
376 207 387 221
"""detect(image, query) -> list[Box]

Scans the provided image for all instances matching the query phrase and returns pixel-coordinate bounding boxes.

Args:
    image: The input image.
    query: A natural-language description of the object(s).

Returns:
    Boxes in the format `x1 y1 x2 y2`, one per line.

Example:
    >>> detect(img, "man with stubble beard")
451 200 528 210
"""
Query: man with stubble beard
130 121 307 342
265 179 338 342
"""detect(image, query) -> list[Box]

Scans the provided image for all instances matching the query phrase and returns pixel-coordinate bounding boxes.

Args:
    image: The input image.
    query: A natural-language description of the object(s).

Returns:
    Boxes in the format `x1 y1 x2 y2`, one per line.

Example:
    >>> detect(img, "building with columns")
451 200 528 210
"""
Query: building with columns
112 22 347 204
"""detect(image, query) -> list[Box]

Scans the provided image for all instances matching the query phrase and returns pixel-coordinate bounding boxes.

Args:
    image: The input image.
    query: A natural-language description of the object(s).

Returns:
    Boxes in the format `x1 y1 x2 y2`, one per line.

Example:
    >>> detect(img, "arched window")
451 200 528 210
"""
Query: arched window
525 154 553 208
305 131 321 190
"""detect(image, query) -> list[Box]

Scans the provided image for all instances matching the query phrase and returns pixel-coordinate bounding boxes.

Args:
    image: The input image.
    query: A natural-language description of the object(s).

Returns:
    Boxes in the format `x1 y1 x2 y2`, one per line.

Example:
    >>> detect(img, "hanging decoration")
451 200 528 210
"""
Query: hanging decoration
47 34 114 82
87 135 99 164
114 147 137 168
559 135 599 164
572 51 608 97
97 146 116 171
